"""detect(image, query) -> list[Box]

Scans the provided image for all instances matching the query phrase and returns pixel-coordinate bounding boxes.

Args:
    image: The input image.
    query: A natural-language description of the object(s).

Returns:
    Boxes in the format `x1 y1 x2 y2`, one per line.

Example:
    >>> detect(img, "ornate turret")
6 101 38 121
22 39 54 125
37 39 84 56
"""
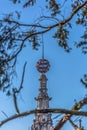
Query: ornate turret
31 57 53 130
35 58 51 110
31 40 53 130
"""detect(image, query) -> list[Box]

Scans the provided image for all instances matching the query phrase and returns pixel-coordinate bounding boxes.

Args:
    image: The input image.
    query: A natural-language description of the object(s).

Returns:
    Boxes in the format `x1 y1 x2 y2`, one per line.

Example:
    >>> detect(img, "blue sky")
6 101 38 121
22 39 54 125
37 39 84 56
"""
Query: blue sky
0 0 87 130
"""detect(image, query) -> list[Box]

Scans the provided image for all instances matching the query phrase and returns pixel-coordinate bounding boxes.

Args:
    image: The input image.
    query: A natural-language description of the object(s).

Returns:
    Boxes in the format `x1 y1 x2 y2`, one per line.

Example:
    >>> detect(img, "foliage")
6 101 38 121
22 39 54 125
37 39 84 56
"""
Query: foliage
0 0 86 94
81 74 87 88
0 0 87 129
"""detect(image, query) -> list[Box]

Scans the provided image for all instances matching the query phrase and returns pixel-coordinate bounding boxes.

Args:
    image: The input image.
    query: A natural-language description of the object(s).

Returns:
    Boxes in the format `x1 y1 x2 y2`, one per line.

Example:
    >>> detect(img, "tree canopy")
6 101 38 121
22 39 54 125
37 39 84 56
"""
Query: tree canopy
0 0 87 130
0 0 87 93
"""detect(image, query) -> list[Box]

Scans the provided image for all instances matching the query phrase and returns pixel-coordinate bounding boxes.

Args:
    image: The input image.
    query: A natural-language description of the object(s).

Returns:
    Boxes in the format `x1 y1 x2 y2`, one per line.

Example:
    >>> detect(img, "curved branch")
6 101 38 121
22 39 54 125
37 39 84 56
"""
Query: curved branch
59 0 87 25
23 0 87 40
2 0 86 44
12 62 27 114
0 20 48 29
0 108 87 127
54 97 87 130
13 93 20 114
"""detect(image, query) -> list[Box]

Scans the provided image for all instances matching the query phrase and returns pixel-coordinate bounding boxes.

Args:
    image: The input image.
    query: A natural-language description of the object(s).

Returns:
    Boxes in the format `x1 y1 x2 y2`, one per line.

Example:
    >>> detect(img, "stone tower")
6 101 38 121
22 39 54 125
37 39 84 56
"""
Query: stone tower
31 58 53 130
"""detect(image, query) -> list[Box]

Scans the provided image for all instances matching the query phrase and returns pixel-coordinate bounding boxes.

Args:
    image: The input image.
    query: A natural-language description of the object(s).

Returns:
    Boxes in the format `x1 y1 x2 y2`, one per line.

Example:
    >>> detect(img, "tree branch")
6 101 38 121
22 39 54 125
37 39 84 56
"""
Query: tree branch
23 0 87 40
12 62 27 114
0 108 87 127
17 62 27 93
1 1 86 43
0 19 48 29
54 97 87 130
69 119 79 130
13 92 20 114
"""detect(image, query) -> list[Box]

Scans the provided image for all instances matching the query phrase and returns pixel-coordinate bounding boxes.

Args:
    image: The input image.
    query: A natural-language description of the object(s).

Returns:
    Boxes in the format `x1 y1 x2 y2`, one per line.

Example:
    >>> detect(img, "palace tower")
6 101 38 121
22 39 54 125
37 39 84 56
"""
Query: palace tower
31 57 53 130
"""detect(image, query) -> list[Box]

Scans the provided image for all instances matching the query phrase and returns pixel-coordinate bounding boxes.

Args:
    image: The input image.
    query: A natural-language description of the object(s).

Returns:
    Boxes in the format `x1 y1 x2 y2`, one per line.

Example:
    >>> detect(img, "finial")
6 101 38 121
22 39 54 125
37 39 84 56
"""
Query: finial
36 34 50 73
36 59 50 73
42 34 44 59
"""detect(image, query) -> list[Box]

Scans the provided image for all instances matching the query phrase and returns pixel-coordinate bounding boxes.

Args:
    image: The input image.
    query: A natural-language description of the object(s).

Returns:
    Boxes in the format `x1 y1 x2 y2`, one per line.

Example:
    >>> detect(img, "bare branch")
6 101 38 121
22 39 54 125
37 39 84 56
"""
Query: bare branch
1 111 8 118
54 97 87 130
17 62 27 93
12 62 27 114
69 119 79 130
13 92 20 114
0 19 48 29
0 108 87 127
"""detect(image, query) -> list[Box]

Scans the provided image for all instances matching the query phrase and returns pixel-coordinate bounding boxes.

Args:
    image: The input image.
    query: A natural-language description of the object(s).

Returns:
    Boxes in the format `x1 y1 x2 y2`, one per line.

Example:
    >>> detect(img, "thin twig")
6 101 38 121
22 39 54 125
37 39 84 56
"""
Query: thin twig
13 62 27 114
1 111 8 118
17 62 27 93
13 93 20 114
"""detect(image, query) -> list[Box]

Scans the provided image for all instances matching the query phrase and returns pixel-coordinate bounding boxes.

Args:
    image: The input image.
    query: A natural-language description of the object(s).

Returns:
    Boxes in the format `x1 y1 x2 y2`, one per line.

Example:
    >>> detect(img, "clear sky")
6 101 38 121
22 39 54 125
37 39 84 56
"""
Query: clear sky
0 0 87 130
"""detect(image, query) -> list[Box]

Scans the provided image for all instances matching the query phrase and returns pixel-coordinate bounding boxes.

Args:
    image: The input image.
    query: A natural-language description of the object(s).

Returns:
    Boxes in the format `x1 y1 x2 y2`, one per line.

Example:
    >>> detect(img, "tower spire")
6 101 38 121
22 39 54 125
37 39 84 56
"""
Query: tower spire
31 41 53 130
42 34 44 59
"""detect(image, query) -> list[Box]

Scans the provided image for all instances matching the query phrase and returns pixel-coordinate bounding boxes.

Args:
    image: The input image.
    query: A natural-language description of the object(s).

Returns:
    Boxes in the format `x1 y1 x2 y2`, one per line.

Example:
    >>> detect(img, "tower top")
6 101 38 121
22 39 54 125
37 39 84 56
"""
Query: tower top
36 38 50 73
31 39 53 130
36 58 50 73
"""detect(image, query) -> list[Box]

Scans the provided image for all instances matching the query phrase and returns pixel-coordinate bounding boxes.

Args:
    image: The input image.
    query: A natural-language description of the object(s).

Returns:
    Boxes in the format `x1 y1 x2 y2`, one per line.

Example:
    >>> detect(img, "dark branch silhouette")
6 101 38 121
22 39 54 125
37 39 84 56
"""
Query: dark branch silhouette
12 62 27 114
0 97 87 127
54 97 87 130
